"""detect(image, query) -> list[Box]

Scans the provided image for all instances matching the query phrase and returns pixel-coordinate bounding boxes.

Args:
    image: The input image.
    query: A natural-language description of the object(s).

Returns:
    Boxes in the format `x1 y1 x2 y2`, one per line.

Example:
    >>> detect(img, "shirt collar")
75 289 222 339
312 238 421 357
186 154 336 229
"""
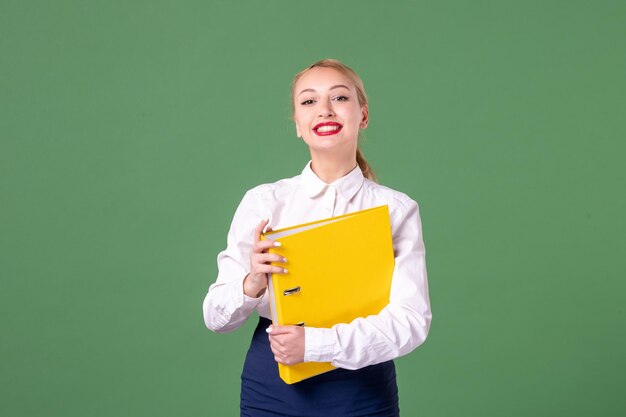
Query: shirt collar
301 161 365 201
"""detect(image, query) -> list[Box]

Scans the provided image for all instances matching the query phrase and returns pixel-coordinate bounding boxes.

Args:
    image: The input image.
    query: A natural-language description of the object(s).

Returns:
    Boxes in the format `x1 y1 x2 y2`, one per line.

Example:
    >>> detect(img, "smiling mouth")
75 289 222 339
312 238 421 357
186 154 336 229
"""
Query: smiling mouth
313 122 343 136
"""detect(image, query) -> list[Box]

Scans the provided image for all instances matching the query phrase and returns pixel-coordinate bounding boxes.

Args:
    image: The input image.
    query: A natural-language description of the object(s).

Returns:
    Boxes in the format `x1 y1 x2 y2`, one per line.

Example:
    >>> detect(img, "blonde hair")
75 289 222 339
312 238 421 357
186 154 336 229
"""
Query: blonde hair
291 59 378 183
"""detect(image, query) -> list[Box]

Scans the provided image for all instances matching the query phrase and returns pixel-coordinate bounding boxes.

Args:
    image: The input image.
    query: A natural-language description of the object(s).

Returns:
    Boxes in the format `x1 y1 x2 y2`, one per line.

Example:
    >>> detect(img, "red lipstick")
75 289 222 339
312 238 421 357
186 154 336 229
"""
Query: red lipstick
313 122 343 136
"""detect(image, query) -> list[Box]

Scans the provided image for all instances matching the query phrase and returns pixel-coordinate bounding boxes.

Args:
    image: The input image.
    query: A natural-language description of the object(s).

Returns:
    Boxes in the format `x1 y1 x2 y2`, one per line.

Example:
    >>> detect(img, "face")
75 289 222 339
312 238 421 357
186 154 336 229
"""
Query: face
293 67 368 156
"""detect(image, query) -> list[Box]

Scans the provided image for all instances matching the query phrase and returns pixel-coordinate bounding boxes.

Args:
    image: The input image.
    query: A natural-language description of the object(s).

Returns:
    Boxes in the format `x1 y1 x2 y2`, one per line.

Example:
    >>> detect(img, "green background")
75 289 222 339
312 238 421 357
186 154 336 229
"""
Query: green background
2 1 625 415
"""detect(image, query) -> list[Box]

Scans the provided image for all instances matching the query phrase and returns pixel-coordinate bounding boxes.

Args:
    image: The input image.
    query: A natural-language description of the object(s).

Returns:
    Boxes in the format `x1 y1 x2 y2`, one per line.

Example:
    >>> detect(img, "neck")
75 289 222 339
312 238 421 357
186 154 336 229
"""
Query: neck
309 153 357 184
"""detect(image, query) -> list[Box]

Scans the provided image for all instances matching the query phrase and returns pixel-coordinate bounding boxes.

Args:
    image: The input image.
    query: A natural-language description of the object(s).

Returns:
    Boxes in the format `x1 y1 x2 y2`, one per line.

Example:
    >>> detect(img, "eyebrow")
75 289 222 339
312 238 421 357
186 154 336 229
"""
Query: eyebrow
298 84 351 97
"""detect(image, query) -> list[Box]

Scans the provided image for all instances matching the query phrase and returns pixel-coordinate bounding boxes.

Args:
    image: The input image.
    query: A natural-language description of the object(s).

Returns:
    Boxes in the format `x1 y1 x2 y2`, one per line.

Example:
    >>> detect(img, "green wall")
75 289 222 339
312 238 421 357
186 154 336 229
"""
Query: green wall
2 1 624 415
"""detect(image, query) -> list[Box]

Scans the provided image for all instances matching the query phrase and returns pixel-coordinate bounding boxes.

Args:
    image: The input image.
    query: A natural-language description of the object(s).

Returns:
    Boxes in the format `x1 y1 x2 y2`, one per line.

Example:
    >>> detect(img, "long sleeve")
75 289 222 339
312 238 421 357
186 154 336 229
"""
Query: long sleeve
303 198 432 369
202 190 266 333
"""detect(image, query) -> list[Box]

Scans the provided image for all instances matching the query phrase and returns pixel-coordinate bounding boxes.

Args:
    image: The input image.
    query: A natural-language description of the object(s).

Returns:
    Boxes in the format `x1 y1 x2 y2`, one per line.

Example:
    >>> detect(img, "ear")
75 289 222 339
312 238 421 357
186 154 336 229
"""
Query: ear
359 104 369 129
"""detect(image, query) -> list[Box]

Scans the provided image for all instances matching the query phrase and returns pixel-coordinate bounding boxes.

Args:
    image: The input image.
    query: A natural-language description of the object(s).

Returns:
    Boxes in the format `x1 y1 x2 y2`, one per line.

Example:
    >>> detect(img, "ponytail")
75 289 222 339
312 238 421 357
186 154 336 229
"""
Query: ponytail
356 147 377 183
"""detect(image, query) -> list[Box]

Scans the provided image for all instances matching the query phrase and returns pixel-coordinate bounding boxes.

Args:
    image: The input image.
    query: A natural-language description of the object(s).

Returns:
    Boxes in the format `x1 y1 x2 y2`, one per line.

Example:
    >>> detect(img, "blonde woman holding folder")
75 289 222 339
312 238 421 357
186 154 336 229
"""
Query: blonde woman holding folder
203 59 432 416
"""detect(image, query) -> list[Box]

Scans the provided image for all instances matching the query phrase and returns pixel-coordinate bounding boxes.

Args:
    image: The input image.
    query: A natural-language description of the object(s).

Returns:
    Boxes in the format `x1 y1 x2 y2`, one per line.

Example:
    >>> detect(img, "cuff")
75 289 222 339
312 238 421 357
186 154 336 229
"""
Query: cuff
303 327 336 363
232 276 264 316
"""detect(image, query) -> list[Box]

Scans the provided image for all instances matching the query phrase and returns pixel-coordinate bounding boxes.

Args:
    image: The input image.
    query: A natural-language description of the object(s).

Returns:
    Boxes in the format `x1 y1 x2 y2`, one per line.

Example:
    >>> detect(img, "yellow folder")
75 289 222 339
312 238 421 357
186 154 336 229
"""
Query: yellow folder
262 205 395 384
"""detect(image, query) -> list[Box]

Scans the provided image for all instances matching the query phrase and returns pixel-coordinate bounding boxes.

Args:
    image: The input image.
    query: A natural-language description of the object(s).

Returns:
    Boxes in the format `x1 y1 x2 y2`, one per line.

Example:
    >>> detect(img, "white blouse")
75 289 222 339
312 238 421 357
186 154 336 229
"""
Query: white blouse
203 162 432 370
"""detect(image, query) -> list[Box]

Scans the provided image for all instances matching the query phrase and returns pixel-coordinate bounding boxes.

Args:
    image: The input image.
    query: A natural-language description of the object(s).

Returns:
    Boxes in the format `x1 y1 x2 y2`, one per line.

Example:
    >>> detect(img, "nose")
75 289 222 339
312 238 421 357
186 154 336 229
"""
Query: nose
318 99 335 118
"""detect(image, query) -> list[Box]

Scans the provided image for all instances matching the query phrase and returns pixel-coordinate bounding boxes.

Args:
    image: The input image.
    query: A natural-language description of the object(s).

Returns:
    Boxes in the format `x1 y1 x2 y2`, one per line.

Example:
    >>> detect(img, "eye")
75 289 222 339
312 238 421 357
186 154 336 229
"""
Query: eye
300 99 315 106
333 95 349 102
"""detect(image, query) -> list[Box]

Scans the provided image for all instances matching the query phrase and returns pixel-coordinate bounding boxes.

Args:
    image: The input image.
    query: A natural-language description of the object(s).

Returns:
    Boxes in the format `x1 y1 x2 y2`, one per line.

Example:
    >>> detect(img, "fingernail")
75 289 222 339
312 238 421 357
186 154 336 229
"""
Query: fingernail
266 325 273 333
273 242 282 247
282 257 288 263
283 269 288 273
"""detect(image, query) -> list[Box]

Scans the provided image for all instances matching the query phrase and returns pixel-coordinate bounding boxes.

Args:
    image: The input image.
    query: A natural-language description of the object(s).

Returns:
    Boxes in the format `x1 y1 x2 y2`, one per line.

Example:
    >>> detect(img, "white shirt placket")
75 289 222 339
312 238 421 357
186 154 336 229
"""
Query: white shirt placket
322 185 337 217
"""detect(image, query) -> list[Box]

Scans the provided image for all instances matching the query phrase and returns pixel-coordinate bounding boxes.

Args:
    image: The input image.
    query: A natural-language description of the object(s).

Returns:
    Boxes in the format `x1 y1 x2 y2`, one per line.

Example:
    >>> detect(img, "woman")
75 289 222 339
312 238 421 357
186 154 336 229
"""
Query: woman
203 59 432 416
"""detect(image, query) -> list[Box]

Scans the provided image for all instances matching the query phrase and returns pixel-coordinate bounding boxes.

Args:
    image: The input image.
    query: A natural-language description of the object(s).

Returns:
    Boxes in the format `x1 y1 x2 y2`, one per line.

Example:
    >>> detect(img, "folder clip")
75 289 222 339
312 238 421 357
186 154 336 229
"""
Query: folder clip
283 286 301 296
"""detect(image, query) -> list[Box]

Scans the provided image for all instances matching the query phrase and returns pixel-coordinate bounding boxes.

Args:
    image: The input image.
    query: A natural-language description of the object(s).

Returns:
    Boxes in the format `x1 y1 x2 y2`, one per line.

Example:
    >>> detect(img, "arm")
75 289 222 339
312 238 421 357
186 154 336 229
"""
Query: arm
303 198 432 369
202 190 261 333
202 189 286 333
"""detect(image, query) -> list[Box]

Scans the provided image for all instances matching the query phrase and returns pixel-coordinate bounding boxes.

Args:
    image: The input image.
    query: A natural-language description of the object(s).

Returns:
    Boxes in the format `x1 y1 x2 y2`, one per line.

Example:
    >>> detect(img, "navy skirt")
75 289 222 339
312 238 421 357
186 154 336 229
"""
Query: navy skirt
241 317 399 417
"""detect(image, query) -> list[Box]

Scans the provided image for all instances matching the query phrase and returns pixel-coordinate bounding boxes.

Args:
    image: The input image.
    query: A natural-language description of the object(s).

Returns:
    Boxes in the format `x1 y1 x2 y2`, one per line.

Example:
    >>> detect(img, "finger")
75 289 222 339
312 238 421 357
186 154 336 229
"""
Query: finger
269 338 287 355
252 239 282 253
269 334 286 349
252 252 284 264
269 325 295 336
269 341 282 355
257 253 288 264
253 219 270 241
254 264 288 275
251 252 271 263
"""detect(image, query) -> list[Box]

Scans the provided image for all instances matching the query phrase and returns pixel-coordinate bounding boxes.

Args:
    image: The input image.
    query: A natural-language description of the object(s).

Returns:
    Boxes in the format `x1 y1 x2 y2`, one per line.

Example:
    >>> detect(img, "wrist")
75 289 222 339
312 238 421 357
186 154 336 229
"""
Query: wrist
243 273 267 298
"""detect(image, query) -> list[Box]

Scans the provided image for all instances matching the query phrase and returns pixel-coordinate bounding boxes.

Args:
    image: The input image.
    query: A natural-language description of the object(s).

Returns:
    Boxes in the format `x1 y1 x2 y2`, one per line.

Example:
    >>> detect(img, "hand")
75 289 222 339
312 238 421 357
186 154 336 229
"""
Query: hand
268 325 305 365
243 219 287 298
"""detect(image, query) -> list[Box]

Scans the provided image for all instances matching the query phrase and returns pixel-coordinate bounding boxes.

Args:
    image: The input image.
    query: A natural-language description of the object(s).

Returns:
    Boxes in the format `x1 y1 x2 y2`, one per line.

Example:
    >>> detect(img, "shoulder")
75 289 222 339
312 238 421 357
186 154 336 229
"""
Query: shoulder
362 180 423 239
245 173 301 197
242 173 302 205
362 179 419 214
